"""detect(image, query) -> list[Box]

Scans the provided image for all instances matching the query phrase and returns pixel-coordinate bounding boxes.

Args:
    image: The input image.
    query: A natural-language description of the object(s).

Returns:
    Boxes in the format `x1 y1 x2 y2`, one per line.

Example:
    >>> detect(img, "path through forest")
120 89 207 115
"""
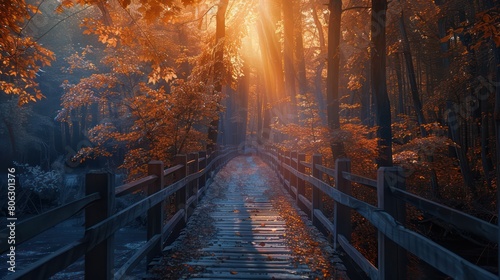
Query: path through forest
151 155 349 279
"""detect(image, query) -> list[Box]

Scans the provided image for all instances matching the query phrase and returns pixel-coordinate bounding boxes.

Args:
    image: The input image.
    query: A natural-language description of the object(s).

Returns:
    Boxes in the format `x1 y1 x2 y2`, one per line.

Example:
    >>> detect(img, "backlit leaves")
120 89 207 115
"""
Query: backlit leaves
0 1 55 105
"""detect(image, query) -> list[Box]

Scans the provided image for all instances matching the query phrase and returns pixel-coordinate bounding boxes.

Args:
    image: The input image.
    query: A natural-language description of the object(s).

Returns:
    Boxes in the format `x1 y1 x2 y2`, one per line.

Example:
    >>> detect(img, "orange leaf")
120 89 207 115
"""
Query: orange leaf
494 35 500 47
440 34 452 43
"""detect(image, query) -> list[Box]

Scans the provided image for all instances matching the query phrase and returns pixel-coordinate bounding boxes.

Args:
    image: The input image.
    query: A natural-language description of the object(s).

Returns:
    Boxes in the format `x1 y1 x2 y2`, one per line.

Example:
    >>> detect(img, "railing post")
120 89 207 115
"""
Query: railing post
296 153 305 207
147 161 164 263
173 154 188 222
199 151 207 191
311 154 322 226
280 149 284 181
286 150 291 192
185 153 196 218
85 171 114 280
190 152 200 205
206 151 213 181
278 149 283 183
377 167 407 280
291 151 297 199
334 159 351 251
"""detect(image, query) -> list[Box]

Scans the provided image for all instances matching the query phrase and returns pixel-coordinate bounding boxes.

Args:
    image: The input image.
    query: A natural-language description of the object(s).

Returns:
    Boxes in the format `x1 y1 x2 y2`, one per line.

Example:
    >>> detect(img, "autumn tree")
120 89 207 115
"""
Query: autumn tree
55 1 217 179
207 0 229 148
326 0 345 159
371 0 392 167
0 0 55 105
283 0 298 122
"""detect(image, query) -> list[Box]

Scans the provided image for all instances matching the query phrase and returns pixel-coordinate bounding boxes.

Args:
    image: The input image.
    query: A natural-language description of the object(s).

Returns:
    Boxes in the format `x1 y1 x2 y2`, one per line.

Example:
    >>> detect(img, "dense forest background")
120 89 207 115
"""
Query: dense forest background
1 0 500 273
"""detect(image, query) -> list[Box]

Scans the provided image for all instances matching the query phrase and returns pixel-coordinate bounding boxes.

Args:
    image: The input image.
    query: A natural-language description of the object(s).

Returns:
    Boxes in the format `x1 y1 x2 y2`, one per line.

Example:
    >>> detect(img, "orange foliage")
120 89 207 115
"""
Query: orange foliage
0 0 55 105
56 1 226 180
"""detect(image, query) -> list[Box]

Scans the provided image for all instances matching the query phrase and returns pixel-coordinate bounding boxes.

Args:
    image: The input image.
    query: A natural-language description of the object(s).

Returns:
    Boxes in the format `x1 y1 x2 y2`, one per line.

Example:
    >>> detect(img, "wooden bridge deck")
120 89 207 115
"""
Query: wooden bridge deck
153 155 344 279
6 146 496 279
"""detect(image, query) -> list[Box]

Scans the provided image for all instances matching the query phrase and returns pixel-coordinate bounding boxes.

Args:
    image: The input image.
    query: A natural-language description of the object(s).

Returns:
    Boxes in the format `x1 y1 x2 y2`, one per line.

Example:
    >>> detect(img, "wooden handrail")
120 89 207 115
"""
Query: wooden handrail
392 187 498 243
259 145 497 280
115 175 158 197
342 171 377 189
164 164 184 177
314 164 335 177
300 160 312 169
0 192 100 254
7 146 238 280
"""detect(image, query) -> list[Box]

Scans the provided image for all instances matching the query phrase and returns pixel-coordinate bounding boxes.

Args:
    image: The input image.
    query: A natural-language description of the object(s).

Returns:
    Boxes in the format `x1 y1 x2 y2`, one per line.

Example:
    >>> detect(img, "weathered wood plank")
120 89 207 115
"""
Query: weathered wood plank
377 167 406 279
186 195 197 208
298 194 312 211
5 147 237 280
85 171 114 280
313 209 335 236
4 240 87 280
0 192 99 253
392 188 498 243
335 159 352 251
115 175 157 197
338 234 378 280
311 154 322 225
300 160 312 169
342 171 377 189
162 209 185 244
164 164 183 177
314 164 335 177
308 174 496 280
147 161 164 263
114 234 161 280
84 150 237 254
264 150 497 280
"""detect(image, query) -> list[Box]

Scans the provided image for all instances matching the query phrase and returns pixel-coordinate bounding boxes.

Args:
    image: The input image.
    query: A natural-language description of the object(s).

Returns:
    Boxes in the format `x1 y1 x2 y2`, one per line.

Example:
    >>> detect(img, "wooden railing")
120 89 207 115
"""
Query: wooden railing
258 145 498 280
0 146 238 280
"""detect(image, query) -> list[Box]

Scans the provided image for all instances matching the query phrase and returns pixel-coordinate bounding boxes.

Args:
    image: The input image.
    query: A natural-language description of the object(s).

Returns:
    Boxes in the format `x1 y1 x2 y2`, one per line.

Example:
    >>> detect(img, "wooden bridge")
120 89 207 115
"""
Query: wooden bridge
1 145 498 279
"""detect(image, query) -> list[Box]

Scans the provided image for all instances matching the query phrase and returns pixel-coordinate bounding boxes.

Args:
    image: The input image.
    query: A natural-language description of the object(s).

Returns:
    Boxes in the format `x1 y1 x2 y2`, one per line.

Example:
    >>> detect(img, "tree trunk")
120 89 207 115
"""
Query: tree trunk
481 98 492 188
493 46 500 234
283 0 297 122
327 0 345 159
97 2 112 26
312 5 327 124
207 0 228 149
447 101 476 195
394 54 405 116
361 62 372 126
238 62 250 145
371 0 393 167
294 2 307 96
398 12 426 136
398 9 440 196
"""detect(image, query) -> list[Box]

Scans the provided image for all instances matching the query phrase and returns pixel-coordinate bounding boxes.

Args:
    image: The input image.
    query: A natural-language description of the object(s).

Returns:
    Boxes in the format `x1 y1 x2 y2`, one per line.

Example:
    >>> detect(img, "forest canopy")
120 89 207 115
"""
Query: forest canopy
1 0 500 214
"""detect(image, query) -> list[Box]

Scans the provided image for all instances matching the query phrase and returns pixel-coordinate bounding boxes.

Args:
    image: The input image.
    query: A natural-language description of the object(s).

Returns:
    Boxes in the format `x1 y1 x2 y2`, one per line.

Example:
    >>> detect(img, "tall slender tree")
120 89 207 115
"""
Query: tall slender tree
327 0 345 159
208 0 229 148
371 0 392 167
283 0 297 122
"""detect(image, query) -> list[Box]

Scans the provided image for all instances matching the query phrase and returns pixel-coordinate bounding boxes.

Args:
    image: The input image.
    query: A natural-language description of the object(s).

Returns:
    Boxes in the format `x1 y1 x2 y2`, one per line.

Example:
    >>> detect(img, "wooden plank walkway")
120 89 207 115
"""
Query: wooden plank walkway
152 155 345 279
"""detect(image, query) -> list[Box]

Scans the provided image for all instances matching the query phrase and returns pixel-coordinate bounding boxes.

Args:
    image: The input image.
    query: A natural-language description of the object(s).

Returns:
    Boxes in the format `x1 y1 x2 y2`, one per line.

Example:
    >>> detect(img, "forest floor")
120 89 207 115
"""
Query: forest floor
150 155 349 279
